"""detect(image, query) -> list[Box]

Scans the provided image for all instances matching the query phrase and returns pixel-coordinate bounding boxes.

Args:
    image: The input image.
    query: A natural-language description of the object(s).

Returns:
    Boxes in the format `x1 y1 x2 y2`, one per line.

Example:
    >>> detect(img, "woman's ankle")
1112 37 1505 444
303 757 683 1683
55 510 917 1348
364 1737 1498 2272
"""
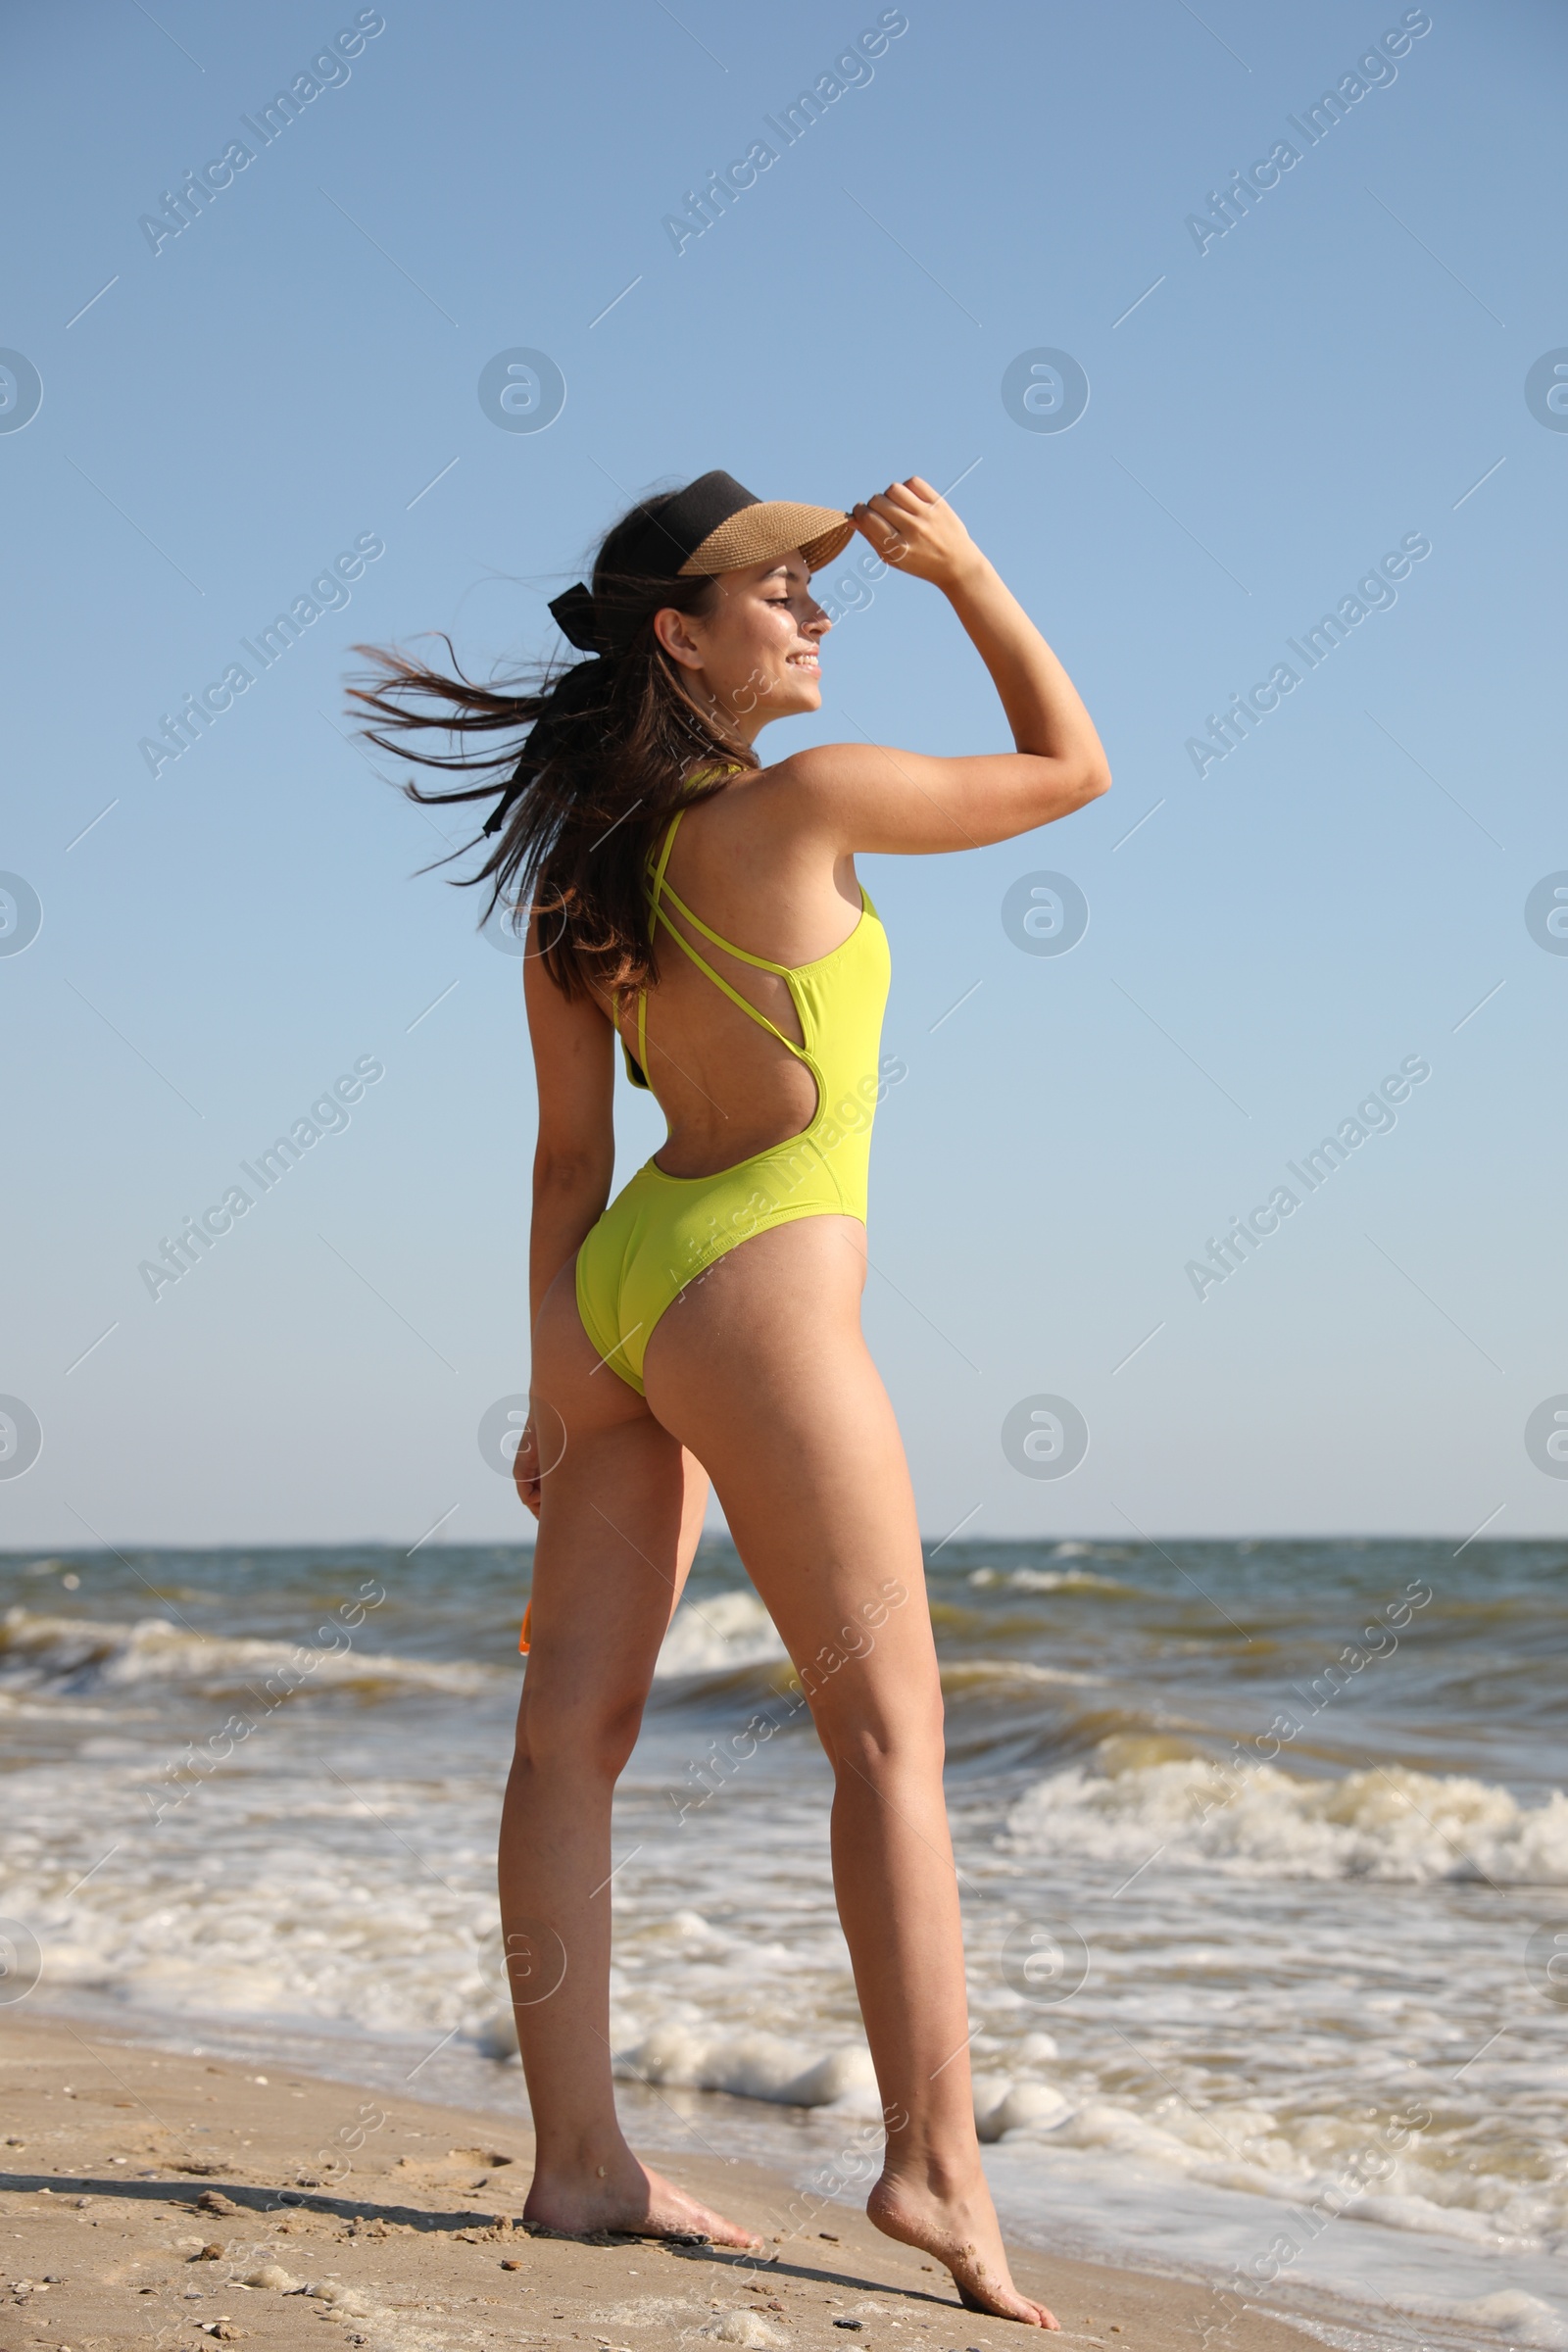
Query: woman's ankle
526 2126 636 2188
872 2138 989 2210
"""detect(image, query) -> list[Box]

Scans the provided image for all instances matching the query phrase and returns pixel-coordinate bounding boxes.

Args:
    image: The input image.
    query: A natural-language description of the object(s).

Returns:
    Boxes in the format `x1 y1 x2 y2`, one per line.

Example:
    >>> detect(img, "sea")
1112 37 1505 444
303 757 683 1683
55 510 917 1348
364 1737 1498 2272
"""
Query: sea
2 1539 1565 2352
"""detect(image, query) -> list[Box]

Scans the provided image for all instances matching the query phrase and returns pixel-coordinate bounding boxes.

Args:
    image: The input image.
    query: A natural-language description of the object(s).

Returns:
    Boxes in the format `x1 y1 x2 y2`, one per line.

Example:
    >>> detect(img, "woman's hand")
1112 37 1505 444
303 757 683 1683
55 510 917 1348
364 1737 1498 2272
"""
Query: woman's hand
851 476 984 593
513 1413 543 1519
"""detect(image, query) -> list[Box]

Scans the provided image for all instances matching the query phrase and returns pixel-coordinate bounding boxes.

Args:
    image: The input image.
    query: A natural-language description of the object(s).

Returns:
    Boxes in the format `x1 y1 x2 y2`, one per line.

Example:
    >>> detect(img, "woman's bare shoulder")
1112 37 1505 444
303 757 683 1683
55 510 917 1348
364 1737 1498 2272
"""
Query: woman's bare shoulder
672 761 861 930
744 737 1109 857
729 744 890 842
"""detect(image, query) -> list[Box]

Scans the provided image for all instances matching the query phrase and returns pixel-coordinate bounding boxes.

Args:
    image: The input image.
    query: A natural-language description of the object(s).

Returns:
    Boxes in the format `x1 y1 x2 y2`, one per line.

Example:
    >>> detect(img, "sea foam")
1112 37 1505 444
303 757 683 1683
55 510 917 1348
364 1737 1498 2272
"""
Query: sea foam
0 1607 497 1699
613 2022 878 2109
1004 1751 1568 1884
653 1590 788 1679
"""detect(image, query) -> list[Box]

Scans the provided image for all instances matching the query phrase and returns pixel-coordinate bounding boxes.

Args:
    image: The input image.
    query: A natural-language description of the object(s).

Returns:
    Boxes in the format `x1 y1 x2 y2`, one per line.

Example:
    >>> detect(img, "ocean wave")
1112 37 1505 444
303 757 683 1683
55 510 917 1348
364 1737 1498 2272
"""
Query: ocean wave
613 2021 878 2109
993 2095 1565 2250
609 2020 1077 2133
1346 2193 1526 2248
939 1659 1106 1692
654 1597 1111 1699
654 1591 788 1680
1392 2291 1568 2348
1004 1750 1568 1883
0 1607 499 1701
965 1566 1131 1593
970 2074 1070 2140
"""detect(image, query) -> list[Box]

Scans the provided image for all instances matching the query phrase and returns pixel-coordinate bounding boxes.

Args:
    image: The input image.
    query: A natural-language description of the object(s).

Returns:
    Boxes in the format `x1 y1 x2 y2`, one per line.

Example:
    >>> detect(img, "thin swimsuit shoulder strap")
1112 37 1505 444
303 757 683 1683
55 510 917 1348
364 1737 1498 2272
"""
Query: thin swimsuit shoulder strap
637 808 684 1079
655 876 793 977
640 807 808 1064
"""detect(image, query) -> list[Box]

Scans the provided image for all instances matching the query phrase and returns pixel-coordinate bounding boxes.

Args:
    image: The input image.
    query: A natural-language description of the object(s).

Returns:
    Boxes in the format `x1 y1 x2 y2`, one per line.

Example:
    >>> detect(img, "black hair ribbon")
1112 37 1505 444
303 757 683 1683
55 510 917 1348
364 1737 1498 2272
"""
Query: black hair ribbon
480 628 617 837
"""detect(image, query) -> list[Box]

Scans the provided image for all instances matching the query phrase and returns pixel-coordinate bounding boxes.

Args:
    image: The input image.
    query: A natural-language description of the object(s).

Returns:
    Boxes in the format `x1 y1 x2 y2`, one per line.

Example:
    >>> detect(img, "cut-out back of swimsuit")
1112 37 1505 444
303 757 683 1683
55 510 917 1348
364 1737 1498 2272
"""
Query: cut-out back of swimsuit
624 804 817 1095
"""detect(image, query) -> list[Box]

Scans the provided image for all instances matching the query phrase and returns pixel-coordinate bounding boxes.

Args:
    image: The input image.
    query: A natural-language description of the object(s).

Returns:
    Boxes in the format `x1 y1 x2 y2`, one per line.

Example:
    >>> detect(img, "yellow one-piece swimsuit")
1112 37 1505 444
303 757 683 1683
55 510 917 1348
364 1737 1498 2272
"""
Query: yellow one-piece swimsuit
519 805 891 1653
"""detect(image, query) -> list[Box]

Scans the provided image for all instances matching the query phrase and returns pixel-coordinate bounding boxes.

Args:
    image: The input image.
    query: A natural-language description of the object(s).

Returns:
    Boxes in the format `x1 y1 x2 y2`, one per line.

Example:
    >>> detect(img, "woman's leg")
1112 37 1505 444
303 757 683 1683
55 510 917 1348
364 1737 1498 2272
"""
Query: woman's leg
498 1262 758 2245
644 1219 1057 2328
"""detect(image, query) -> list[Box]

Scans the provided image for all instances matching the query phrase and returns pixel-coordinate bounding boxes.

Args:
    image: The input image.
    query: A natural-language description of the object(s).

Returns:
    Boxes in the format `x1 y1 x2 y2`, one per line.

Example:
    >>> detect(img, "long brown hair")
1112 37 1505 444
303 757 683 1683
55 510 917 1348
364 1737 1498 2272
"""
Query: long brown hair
349 487 756 999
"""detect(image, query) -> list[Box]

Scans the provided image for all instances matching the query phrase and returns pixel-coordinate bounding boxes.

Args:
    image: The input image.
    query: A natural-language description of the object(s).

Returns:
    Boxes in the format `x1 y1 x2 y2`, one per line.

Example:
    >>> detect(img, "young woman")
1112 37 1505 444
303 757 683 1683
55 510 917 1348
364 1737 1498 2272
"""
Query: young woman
357 471 1108 2328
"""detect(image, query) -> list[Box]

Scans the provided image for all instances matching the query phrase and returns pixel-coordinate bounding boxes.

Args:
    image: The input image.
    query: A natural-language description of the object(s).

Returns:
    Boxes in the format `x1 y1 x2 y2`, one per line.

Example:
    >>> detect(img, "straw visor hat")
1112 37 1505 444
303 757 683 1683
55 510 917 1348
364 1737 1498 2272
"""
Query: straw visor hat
543 470 855 662
668 468 855 578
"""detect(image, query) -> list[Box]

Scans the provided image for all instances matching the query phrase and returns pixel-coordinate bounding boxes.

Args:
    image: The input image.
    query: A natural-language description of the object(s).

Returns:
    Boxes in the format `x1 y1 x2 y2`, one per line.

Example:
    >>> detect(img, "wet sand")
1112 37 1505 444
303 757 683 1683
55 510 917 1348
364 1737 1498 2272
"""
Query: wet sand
0 2016 1320 2351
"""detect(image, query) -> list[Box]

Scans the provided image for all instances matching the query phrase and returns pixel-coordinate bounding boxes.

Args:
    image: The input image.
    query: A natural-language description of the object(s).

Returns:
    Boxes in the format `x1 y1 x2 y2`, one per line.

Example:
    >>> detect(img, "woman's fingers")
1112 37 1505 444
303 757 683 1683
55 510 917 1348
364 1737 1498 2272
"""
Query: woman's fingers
851 482 978 594
864 485 950 546
514 1419 543 1518
866 477 942 524
879 476 938 514
858 492 916 549
851 502 906 561
852 476 974 587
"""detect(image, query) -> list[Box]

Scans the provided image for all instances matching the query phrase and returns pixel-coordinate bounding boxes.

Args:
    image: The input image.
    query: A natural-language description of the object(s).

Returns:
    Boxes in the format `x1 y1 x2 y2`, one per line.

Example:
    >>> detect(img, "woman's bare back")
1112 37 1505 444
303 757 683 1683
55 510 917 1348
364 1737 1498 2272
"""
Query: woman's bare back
614 766 865 1178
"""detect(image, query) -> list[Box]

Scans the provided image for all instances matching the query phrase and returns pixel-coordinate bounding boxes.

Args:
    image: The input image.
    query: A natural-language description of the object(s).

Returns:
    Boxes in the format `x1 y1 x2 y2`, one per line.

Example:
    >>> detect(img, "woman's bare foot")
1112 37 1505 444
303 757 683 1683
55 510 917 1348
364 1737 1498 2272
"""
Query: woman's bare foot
523 2149 760 2248
867 2170 1058 2328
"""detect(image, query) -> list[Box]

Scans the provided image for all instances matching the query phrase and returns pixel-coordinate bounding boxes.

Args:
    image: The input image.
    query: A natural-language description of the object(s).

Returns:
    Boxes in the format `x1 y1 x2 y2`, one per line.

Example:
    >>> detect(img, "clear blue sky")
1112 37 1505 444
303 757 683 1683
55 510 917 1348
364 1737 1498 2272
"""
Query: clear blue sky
4 0 1565 1547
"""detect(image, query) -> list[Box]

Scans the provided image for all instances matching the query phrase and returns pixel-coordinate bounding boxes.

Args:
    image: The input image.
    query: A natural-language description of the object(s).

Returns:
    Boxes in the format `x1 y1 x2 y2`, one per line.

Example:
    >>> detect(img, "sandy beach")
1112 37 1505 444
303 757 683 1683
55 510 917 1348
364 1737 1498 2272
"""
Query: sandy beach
0 2016 1325 2352
7 1545 1565 2349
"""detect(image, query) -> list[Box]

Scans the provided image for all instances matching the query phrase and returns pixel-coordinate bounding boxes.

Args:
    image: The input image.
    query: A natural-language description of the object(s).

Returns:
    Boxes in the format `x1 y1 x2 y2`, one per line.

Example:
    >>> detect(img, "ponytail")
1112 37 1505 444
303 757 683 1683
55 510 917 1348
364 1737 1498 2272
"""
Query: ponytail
349 489 756 1000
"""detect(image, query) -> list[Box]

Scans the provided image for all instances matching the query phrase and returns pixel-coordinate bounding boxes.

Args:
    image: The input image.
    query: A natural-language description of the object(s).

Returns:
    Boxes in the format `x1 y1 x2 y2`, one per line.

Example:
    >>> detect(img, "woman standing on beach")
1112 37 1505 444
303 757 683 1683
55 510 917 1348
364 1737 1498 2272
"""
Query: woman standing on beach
358 472 1108 2327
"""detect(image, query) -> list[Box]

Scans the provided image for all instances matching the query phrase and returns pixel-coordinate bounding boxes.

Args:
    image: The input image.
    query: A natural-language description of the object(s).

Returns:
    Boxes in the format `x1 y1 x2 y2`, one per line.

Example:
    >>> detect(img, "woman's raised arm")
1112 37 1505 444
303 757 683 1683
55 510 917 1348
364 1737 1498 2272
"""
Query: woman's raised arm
776 474 1110 854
